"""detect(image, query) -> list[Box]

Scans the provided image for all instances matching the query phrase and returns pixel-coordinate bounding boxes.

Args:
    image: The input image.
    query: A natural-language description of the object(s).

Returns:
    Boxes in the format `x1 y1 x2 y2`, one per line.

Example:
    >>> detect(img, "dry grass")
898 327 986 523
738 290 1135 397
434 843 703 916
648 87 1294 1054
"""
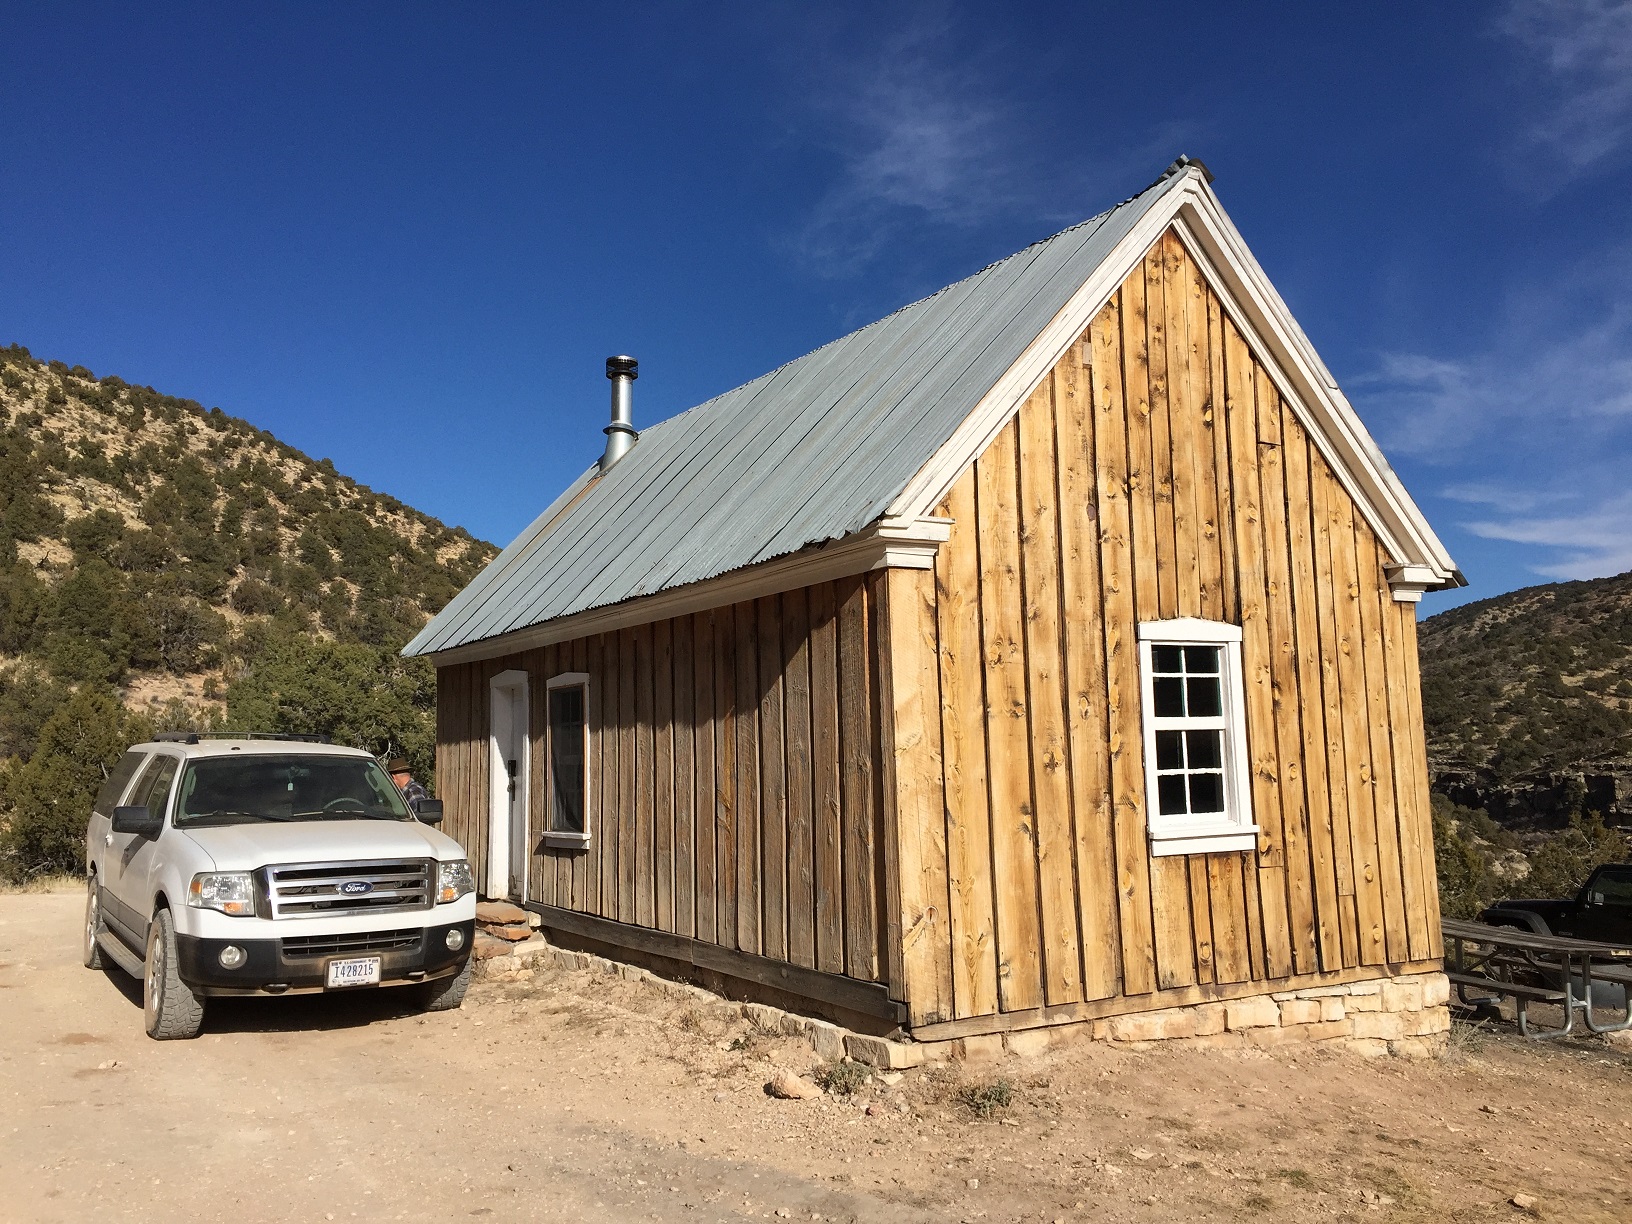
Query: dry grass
0 873 80 896
1440 1016 1494 1063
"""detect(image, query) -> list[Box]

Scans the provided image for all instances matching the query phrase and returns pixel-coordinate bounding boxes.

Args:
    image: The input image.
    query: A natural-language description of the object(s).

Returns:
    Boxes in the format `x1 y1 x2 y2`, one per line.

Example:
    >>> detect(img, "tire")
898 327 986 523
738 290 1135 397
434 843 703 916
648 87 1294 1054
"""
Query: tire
143 908 205 1040
82 876 104 970
420 954 472 1013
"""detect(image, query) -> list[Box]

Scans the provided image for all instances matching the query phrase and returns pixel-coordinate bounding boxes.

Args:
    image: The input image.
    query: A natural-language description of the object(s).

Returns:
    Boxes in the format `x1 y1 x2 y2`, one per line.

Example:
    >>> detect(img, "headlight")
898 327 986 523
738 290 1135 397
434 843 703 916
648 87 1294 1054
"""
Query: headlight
436 859 475 905
189 872 256 916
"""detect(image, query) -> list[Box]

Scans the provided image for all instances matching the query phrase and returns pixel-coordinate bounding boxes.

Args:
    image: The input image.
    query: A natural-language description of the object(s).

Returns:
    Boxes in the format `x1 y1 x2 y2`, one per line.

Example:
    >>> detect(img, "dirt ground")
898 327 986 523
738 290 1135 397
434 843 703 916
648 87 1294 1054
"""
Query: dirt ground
3 892 1631 1223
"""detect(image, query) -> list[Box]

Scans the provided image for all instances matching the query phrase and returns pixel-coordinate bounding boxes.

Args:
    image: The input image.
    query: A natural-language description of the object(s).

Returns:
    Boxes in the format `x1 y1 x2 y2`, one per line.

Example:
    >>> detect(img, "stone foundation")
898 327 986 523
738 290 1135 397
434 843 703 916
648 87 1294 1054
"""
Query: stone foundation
471 929 1450 1065
952 972 1452 1060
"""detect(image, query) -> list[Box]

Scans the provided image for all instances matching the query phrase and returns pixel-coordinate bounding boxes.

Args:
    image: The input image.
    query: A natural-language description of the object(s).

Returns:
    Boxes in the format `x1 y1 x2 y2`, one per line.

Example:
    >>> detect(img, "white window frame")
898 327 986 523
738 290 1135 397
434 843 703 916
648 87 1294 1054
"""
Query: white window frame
542 671 592 849
1137 618 1259 857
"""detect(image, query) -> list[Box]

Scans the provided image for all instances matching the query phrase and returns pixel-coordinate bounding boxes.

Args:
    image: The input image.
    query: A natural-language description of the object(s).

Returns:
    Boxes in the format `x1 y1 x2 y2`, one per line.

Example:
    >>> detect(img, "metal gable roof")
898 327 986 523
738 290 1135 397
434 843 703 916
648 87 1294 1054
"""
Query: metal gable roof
404 169 1192 659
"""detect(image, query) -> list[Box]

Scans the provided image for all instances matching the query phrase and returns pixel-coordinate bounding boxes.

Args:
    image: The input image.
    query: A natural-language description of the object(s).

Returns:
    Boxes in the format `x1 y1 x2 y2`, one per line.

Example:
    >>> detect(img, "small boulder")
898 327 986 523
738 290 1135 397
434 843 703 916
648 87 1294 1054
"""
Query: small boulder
1511 1194 1538 1212
765 1071 822 1100
492 923 534 942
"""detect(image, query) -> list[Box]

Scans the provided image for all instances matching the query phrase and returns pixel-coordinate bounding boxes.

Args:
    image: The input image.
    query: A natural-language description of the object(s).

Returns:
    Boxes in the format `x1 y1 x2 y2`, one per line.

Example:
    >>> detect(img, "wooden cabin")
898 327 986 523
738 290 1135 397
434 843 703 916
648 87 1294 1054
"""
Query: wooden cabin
405 160 1462 1051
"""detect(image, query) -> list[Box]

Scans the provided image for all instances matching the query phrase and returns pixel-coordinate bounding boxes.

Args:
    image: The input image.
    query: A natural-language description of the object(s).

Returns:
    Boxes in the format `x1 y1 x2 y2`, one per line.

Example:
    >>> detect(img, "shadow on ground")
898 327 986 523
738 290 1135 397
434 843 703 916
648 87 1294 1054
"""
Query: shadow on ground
94 961 429 1034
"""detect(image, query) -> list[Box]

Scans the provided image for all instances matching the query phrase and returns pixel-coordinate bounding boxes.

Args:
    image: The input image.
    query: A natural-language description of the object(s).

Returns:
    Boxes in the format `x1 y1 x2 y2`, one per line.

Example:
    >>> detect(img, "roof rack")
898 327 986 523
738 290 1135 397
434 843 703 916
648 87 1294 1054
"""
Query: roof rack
153 732 334 745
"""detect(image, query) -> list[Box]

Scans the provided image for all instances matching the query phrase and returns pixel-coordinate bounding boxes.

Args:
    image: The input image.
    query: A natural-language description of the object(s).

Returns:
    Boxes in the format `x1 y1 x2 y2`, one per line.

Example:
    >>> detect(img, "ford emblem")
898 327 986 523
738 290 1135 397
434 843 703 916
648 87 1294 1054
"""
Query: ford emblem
339 880 373 896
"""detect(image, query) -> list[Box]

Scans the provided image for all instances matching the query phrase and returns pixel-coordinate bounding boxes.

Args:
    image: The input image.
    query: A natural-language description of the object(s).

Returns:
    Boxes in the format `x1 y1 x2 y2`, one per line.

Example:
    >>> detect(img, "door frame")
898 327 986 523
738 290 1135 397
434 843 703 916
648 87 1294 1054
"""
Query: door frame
487 669 531 901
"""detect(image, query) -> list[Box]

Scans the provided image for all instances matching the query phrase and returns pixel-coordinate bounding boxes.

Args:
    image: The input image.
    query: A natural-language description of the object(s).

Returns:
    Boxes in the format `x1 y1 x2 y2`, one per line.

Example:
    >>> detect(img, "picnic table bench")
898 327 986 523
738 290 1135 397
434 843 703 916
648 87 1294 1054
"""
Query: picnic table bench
1442 917 1632 1039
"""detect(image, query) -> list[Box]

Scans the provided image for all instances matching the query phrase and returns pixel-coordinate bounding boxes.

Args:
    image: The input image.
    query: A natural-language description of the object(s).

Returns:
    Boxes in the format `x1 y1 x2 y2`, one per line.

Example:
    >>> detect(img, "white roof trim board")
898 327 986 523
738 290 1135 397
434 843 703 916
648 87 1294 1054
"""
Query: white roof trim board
406 164 1459 661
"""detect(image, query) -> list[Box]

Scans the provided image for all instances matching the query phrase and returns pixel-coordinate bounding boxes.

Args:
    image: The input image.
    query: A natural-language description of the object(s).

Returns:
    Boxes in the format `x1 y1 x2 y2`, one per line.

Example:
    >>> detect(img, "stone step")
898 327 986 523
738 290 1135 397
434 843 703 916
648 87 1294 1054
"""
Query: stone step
484 922 534 942
474 900 528 926
472 933 514 961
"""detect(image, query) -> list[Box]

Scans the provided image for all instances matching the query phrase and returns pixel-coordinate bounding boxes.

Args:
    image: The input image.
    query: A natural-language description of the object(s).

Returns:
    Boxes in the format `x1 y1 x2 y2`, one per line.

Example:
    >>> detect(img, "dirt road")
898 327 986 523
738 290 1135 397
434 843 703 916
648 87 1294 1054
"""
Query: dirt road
3 891 1632 1223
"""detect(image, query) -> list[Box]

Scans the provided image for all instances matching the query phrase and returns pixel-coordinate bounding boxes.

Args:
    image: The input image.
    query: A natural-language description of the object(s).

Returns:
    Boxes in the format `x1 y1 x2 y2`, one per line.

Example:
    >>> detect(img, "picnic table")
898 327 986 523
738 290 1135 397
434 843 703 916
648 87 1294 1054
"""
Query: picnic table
1442 917 1632 1039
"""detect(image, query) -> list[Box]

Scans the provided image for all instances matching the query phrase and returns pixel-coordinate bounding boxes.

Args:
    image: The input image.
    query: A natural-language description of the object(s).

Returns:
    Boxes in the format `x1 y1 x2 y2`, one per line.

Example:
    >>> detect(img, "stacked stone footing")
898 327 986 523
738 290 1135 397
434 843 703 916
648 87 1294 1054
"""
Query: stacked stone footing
473 925 1450 1066
472 901 541 960
972 972 1452 1061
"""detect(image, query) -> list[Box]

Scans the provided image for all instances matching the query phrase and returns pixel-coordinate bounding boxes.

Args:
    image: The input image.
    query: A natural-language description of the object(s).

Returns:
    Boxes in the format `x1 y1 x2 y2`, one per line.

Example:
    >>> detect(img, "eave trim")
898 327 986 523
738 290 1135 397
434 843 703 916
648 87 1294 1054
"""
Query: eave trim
417 515 952 666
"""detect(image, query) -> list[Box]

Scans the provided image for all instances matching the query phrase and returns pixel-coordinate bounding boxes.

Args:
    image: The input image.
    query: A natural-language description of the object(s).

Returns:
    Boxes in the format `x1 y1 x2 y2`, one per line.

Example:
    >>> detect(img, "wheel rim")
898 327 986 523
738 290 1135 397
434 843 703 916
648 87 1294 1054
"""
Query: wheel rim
144 927 161 1027
84 887 97 955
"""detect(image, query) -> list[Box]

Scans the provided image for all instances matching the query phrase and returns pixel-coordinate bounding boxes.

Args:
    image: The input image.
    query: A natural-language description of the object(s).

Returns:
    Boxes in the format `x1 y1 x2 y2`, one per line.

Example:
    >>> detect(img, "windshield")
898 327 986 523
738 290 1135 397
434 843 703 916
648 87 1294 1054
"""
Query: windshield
174 755 415 827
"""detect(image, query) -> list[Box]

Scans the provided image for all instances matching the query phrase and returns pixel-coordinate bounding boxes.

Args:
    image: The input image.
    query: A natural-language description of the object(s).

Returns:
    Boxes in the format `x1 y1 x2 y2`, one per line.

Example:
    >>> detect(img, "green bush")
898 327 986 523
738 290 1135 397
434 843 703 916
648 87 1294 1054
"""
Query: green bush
64 509 127 560
1525 812 1629 900
0 663 69 762
0 686 149 882
225 632 435 780
1432 794 1500 919
229 577 284 616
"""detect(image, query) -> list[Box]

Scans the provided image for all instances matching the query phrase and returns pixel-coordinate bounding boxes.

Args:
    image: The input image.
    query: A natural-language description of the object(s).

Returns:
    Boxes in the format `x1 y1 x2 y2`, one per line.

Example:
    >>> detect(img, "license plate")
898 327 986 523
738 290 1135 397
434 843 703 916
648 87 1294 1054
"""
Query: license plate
326 956 382 988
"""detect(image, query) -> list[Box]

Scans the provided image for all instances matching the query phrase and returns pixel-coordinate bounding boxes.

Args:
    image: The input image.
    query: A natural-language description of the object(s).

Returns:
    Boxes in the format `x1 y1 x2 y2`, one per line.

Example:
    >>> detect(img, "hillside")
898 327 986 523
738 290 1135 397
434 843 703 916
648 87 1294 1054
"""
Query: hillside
0 342 496 880
1419 572 1632 824
1381 575 1632 916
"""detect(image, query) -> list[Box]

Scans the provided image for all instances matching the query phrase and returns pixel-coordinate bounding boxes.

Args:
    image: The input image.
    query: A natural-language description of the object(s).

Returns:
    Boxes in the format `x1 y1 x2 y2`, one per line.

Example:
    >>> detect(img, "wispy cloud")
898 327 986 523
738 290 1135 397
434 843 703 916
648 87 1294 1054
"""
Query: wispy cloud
1354 300 1632 460
1496 0 1632 180
1352 247 1632 581
782 12 1189 279
789 31 1017 278
1465 491 1632 580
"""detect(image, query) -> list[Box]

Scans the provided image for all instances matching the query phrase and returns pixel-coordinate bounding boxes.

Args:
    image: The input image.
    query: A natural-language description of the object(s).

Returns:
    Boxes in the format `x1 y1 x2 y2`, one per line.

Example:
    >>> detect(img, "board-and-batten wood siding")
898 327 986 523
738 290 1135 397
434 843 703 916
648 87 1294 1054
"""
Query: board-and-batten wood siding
887 229 1441 1027
432 576 893 987
431 225 1442 1034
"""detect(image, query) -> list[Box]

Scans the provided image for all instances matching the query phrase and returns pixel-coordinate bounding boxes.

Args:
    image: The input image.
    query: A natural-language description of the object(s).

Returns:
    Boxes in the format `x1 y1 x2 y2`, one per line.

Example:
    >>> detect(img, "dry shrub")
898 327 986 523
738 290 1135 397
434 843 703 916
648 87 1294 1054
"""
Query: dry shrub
956 1078 1014 1118
814 1059 872 1097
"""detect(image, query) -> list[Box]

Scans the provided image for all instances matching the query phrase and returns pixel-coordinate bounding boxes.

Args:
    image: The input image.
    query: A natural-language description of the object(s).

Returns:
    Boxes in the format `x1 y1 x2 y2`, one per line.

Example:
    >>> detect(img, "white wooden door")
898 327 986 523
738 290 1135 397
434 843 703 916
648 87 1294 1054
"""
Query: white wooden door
487 672 530 900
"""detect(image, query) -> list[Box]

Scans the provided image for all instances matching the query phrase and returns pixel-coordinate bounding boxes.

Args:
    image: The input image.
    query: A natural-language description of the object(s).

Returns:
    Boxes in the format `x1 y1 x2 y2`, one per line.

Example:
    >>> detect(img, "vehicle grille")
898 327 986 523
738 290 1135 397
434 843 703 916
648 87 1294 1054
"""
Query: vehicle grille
280 928 423 959
263 859 433 918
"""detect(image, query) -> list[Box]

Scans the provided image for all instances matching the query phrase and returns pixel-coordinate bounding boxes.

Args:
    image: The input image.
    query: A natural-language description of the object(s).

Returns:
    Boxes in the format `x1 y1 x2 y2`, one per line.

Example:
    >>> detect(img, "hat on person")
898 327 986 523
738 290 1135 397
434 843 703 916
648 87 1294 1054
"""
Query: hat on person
386 757 411 774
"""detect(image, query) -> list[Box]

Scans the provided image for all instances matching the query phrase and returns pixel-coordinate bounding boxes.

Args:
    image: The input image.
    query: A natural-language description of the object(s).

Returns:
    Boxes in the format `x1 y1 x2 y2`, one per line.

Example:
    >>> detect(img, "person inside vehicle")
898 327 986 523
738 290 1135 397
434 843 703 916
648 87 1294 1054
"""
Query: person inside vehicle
387 757 430 816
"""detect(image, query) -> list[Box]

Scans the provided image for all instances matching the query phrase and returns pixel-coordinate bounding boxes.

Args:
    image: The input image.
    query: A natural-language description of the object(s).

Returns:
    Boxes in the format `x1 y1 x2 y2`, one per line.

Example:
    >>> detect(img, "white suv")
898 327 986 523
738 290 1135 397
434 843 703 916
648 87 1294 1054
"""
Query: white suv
83 734 477 1039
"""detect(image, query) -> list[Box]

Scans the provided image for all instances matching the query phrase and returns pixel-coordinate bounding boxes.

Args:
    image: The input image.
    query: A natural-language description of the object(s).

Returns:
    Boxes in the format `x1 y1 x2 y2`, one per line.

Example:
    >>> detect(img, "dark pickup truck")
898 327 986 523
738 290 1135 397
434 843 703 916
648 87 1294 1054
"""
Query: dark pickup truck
1481 863 1632 945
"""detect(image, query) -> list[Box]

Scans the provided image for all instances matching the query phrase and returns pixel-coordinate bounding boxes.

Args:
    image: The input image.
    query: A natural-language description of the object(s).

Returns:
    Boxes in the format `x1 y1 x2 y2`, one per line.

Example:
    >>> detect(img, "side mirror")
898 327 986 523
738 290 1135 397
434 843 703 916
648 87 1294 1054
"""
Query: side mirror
111 804 161 837
416 799 444 825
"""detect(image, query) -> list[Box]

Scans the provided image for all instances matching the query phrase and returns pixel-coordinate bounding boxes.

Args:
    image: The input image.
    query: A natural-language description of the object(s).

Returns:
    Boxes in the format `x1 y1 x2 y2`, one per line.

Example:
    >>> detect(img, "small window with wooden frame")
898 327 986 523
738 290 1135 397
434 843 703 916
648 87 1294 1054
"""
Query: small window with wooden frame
543 672 591 848
1137 618 1259 857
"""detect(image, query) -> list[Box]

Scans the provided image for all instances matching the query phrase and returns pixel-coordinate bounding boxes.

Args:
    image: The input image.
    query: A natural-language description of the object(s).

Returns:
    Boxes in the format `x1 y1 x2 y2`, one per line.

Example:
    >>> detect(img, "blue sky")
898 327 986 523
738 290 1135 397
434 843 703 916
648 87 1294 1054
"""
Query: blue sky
2 2 1630 613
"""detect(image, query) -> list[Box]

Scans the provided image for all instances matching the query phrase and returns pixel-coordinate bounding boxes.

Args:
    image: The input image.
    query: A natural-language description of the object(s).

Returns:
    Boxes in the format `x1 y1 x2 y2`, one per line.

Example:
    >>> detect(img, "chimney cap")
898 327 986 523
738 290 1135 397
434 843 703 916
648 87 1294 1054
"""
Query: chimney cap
606 355 638 380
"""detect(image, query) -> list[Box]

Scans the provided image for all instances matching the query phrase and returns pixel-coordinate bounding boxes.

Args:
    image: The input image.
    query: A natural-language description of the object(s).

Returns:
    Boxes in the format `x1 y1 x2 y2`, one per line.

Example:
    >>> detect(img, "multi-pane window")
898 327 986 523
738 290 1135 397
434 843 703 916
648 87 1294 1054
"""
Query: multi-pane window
1138 619 1258 856
1150 645 1226 819
545 673 590 842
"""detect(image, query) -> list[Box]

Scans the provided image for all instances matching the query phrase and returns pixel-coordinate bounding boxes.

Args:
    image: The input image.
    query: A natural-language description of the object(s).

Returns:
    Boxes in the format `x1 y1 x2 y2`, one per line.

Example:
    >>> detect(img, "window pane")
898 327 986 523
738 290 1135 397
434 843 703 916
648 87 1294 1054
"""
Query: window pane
1189 772 1225 814
1187 676 1222 718
1187 729 1222 769
549 686 586 834
1157 774 1189 817
1153 676 1185 718
1184 645 1220 674
1592 867 1632 906
176 757 411 825
1152 645 1184 674
1155 730 1184 771
94 751 148 818
142 758 180 818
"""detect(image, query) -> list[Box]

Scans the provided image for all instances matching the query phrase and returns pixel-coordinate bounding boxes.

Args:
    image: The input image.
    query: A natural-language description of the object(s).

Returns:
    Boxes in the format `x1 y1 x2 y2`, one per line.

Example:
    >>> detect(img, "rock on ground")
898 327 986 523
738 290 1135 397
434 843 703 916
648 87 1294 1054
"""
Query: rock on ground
766 1071 822 1101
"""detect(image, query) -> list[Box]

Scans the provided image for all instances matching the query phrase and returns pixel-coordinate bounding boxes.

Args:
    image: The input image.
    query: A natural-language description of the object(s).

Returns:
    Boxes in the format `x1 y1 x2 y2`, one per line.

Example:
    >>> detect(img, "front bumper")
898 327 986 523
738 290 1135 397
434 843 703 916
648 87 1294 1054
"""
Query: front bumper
175 919 475 996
